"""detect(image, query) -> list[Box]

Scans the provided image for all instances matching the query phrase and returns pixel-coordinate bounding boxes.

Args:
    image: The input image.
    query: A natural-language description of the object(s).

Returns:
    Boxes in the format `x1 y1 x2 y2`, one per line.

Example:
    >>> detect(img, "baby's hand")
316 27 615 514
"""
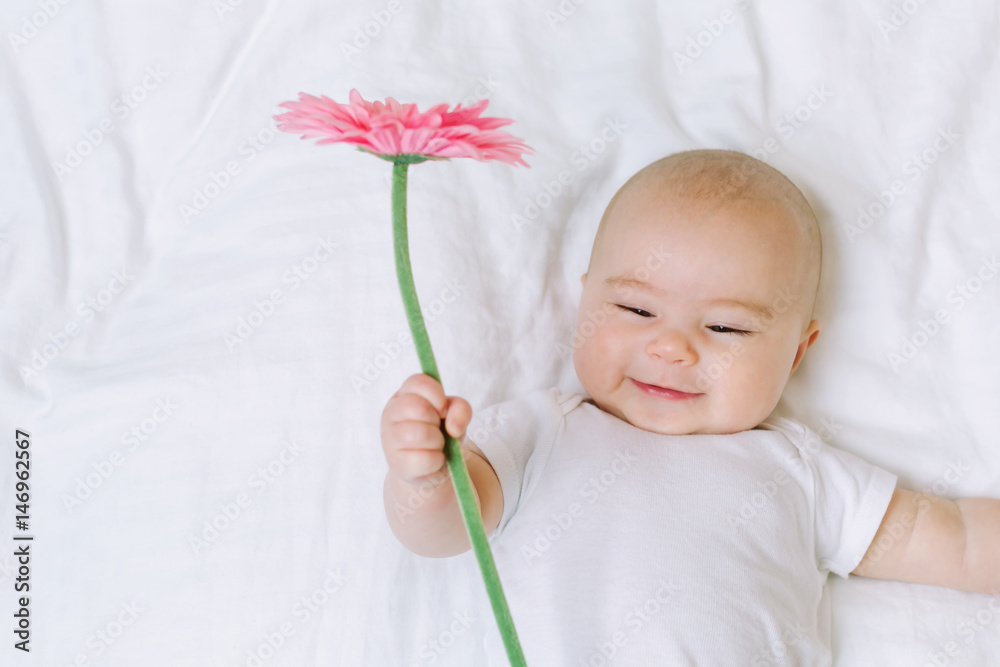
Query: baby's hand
381 373 472 487
381 373 503 558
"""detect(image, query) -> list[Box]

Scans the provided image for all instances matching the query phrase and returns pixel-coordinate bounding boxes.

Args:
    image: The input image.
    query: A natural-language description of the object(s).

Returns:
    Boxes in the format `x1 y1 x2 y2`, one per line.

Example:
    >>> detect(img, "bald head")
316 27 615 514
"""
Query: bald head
588 150 822 325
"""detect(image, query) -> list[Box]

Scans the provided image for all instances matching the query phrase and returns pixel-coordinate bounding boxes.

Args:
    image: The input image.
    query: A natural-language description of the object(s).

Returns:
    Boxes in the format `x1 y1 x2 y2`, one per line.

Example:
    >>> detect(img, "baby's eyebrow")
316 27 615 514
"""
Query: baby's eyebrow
704 298 775 321
605 276 774 320
605 276 662 293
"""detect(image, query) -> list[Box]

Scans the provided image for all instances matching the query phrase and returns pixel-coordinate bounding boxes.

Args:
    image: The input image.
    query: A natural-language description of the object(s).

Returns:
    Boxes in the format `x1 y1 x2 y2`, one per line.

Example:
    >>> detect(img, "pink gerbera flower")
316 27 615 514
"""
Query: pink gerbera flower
274 88 533 166
275 88 532 667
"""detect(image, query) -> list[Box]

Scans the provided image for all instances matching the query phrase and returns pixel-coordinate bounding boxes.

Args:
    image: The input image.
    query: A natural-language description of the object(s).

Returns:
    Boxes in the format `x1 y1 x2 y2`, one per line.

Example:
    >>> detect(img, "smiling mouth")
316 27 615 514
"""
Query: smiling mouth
631 378 703 400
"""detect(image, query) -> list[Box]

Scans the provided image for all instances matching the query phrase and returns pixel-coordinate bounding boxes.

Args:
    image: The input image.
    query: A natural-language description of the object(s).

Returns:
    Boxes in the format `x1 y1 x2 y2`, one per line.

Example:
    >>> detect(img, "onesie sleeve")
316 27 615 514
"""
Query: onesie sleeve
464 387 582 541
766 417 898 579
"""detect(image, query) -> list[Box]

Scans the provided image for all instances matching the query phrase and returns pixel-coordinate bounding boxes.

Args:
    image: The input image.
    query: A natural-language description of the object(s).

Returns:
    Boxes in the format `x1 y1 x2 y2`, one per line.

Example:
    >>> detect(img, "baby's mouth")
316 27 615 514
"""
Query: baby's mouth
631 378 703 400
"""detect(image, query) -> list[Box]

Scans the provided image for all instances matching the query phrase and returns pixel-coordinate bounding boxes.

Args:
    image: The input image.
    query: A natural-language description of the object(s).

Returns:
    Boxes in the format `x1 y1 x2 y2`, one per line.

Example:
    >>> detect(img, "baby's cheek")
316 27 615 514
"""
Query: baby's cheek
581 322 626 382
572 324 604 385
739 357 787 416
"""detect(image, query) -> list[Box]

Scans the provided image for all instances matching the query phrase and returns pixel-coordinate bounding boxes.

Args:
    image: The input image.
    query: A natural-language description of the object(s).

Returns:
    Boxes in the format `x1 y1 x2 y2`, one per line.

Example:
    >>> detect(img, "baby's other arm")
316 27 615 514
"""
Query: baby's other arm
381 373 503 558
852 487 1000 594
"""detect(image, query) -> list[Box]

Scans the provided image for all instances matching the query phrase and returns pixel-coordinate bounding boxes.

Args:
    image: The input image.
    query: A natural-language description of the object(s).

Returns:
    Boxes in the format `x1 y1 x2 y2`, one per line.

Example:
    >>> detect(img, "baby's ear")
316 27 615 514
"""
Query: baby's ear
789 320 821 376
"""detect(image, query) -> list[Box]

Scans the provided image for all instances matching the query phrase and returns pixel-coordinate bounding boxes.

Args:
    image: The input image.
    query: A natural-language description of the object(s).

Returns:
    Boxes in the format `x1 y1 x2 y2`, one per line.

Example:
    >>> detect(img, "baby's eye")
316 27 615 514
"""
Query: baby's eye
707 325 753 337
616 305 654 318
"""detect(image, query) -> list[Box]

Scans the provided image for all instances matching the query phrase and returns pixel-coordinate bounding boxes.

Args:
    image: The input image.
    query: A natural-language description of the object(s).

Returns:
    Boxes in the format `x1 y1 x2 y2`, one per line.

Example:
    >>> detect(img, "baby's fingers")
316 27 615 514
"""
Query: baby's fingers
442 396 472 440
390 445 448 484
381 383 445 442
383 420 447 480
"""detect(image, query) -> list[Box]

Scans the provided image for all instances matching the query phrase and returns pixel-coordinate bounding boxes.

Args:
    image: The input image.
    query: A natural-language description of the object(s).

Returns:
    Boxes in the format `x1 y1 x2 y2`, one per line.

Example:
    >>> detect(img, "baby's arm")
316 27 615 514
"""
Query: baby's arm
381 373 503 558
852 488 1000 594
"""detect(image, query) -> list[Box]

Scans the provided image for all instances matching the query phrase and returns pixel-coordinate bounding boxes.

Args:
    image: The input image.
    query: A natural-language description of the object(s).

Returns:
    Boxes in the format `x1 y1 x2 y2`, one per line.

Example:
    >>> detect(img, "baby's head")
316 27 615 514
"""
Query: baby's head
573 150 822 435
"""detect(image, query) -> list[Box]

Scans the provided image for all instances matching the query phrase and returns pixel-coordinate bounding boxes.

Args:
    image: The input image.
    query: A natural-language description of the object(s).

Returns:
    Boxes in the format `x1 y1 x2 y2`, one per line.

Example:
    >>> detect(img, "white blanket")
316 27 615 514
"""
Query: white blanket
1 0 998 665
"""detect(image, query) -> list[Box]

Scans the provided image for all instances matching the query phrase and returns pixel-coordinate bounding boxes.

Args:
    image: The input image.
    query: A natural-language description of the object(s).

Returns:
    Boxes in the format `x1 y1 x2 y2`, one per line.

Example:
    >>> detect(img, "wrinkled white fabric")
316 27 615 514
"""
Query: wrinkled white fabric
1 0 998 665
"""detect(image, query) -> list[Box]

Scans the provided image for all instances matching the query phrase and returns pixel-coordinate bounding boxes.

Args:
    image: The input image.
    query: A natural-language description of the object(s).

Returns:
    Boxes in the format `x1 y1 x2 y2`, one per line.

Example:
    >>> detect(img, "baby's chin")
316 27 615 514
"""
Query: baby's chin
588 389 769 435
618 407 764 436
634 421 761 436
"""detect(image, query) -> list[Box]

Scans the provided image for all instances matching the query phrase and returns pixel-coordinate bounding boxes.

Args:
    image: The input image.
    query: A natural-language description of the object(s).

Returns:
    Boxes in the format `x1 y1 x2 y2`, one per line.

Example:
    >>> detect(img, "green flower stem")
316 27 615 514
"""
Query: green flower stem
391 161 527 667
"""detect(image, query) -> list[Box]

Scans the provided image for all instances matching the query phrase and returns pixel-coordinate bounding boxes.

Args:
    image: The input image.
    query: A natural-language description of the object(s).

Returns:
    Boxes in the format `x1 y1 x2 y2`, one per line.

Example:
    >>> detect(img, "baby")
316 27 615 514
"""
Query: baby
380 150 999 664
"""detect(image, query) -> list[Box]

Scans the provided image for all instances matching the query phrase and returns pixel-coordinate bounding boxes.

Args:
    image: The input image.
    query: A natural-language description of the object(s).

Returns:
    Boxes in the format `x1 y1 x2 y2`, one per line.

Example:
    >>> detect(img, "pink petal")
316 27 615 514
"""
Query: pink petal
275 90 533 165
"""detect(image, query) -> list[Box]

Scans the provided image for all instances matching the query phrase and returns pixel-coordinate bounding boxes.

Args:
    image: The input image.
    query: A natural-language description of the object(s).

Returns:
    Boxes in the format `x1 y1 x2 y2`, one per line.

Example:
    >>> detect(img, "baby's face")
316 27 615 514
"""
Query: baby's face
573 187 821 435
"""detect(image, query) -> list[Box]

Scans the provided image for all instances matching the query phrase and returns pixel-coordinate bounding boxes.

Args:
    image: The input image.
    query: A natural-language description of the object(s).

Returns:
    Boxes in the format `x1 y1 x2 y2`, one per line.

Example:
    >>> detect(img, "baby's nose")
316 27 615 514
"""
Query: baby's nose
646 329 699 365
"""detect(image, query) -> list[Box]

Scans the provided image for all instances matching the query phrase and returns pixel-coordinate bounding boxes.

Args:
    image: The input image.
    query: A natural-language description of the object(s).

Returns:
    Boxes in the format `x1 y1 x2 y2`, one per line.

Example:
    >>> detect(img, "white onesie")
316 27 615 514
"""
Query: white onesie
467 387 897 666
